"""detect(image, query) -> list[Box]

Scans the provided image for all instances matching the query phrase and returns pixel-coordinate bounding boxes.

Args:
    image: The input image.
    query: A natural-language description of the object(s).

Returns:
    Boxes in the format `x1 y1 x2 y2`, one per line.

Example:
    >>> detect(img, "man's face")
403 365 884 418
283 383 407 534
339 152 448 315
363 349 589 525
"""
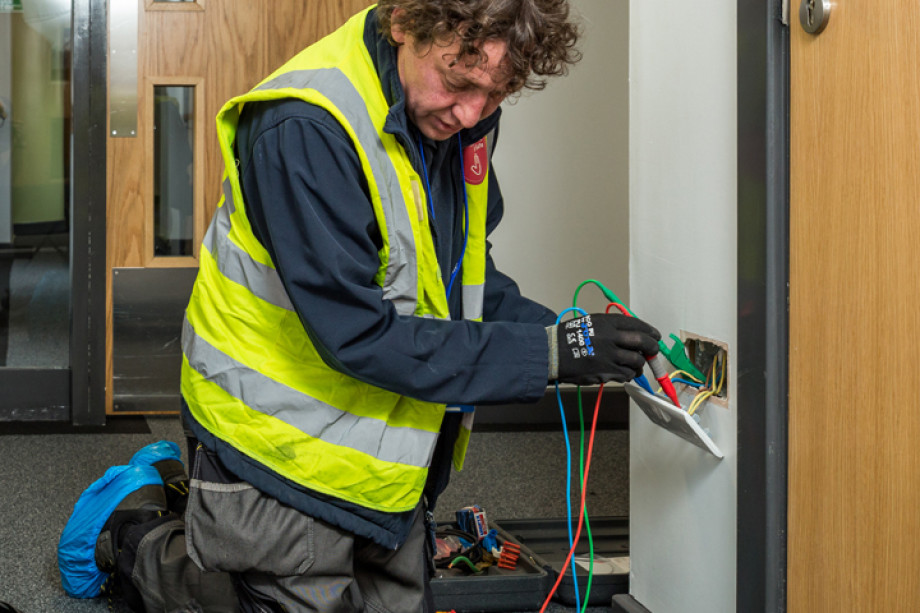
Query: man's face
392 25 511 141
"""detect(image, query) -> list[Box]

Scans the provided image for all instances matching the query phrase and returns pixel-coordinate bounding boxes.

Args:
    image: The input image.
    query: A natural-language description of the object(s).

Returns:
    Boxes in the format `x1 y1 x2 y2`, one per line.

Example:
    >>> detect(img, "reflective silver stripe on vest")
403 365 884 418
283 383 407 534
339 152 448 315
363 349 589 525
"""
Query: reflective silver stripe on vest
183 317 438 468
256 69 418 317
222 175 236 214
203 180 294 311
462 283 484 321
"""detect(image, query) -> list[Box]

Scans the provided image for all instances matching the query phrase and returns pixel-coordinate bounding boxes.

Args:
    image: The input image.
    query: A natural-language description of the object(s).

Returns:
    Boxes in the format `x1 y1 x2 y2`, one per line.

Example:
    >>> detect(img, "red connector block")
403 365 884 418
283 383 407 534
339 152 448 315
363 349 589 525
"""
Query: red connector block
497 542 522 570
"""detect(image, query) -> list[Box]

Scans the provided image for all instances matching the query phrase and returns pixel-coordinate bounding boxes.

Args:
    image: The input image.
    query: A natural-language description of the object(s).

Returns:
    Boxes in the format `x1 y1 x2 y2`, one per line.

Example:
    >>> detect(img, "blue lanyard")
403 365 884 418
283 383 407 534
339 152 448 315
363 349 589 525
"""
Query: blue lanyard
416 134 470 301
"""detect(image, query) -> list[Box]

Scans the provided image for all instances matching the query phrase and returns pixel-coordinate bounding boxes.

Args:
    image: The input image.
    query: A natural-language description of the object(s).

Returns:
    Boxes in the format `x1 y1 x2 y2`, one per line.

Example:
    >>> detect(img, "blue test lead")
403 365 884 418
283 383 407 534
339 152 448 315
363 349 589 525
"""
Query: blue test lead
552 383 581 611
554 307 586 612
635 373 655 394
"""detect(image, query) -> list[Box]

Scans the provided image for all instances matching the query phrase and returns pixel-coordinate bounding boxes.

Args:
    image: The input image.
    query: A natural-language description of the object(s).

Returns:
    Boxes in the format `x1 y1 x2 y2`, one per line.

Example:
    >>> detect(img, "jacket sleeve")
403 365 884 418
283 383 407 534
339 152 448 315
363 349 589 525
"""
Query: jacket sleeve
237 100 550 406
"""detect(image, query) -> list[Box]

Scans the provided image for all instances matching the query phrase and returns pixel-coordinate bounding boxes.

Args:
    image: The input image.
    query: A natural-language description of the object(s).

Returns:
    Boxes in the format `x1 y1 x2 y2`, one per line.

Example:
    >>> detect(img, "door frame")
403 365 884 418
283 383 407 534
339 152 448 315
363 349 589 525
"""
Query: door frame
70 0 108 426
0 0 107 426
736 1 789 611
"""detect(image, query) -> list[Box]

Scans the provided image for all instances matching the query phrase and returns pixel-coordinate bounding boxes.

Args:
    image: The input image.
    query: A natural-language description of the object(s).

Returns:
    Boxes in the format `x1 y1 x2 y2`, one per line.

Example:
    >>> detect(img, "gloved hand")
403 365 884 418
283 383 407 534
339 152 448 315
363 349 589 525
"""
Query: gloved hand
547 313 661 386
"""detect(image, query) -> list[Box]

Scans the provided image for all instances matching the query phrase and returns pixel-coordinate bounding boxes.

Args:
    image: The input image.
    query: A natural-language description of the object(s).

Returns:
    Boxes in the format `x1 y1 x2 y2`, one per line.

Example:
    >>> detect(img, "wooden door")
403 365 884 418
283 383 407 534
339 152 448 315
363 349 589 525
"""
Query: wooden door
789 0 920 609
106 0 372 414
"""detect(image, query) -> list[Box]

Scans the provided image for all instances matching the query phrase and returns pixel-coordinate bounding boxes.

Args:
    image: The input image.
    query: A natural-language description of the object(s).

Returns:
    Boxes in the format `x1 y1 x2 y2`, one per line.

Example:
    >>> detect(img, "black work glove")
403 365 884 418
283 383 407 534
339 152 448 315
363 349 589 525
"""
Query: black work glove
548 313 661 386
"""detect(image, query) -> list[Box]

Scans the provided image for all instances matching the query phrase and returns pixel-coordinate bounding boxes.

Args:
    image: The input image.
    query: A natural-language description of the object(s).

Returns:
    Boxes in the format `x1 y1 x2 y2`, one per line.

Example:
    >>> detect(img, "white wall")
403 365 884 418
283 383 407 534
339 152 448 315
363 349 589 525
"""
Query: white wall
0 13 12 244
491 0 629 315
628 0 738 611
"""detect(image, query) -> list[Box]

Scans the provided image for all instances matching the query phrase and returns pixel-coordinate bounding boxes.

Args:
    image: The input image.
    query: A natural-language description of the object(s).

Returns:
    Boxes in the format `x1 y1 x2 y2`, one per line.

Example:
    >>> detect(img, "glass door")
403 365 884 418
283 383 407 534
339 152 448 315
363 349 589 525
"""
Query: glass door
0 0 73 420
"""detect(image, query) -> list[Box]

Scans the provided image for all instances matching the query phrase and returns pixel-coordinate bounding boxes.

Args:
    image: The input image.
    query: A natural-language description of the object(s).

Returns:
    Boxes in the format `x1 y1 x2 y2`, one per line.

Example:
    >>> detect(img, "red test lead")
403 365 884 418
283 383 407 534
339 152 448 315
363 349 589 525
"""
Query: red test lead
646 353 682 408
608 303 682 408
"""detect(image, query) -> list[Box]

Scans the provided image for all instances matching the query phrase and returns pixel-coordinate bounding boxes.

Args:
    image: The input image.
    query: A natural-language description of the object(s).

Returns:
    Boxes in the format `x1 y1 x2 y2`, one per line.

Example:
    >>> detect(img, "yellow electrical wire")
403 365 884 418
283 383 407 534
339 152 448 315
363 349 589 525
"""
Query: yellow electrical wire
668 369 704 384
685 352 725 416
715 354 725 394
686 390 713 416
659 369 700 396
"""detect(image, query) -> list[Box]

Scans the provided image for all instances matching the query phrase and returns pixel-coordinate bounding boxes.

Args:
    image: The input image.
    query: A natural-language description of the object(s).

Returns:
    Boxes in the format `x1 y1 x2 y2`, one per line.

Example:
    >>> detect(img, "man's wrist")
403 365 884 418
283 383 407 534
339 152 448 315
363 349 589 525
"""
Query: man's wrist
546 325 558 381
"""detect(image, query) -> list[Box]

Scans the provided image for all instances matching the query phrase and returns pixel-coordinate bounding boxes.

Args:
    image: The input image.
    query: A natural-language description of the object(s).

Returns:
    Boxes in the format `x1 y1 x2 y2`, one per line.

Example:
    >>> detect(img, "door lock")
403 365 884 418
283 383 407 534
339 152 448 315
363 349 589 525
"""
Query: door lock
800 0 831 35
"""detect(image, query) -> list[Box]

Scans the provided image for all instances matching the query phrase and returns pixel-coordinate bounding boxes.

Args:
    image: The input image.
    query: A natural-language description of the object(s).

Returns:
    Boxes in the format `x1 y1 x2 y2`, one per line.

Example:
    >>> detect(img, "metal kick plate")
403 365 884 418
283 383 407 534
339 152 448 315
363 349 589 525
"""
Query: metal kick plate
113 267 197 412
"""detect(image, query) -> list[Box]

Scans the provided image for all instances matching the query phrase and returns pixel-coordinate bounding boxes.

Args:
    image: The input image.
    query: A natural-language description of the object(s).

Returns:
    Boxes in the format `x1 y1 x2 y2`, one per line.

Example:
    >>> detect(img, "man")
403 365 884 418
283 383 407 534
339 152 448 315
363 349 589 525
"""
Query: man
59 1 661 611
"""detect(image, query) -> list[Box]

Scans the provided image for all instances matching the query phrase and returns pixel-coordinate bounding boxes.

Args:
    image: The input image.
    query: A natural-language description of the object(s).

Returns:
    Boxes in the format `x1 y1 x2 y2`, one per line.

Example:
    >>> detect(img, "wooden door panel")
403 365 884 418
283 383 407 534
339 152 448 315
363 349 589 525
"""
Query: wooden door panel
789 0 920 610
147 11 205 75
267 0 375 66
107 0 374 414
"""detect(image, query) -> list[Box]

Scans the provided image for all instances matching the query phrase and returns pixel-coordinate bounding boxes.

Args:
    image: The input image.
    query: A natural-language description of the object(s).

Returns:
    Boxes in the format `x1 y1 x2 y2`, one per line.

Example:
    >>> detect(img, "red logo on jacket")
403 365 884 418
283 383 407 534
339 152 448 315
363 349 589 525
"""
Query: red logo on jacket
463 138 487 186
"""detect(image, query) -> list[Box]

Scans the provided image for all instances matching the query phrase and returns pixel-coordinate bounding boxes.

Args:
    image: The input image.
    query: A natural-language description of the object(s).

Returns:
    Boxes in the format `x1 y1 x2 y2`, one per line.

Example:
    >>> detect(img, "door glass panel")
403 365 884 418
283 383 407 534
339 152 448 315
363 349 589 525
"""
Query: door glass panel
0 1 72 367
153 85 194 257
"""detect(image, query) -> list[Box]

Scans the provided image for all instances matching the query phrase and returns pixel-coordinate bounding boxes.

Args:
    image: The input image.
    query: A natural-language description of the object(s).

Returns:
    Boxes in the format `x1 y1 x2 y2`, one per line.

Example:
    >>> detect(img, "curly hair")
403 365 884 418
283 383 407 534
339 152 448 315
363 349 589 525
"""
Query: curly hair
376 0 582 94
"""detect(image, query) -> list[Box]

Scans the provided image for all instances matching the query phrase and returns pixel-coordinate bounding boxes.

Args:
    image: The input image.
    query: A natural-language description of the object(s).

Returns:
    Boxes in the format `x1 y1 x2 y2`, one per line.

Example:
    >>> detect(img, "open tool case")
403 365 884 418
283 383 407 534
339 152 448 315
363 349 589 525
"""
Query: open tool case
496 517 629 607
430 517 629 611
430 521 548 612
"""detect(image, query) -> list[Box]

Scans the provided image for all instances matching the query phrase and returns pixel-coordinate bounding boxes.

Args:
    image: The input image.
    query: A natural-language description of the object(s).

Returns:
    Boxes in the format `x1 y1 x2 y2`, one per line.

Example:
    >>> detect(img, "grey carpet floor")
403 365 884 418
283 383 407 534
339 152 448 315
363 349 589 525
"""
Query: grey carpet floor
0 416 626 612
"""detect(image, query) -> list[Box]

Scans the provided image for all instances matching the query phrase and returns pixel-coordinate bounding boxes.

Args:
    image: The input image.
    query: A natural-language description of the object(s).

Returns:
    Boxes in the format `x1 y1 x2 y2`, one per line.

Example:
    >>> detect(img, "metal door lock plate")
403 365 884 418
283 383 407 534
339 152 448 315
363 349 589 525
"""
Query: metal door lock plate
800 0 831 35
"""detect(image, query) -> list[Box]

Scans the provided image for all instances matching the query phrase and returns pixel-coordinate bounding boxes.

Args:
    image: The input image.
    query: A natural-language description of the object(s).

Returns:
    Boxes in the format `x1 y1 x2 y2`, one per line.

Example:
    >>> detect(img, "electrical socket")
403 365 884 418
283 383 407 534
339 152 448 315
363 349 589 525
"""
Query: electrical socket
680 332 729 408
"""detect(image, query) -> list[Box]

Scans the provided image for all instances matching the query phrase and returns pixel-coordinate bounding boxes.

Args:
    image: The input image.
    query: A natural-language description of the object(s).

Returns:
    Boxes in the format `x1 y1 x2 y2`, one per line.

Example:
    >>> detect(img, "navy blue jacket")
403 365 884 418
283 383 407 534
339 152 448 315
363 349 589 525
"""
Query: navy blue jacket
185 9 557 548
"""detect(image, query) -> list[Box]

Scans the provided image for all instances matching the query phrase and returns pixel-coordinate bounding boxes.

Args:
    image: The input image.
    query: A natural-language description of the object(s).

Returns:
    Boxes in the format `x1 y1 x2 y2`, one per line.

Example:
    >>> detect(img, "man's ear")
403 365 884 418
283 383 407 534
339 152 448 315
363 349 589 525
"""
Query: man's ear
390 7 407 44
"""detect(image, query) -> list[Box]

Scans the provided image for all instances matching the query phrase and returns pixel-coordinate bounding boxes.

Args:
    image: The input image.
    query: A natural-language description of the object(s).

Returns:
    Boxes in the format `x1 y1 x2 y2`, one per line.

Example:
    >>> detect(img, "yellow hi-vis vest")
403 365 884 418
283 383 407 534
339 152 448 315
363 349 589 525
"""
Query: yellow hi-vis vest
180 7 490 514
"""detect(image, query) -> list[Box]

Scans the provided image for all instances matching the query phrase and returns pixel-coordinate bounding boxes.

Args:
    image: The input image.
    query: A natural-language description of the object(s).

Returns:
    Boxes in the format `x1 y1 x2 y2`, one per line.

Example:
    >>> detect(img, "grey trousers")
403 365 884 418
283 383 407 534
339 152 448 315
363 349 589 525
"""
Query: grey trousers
125 516 237 613
128 444 433 613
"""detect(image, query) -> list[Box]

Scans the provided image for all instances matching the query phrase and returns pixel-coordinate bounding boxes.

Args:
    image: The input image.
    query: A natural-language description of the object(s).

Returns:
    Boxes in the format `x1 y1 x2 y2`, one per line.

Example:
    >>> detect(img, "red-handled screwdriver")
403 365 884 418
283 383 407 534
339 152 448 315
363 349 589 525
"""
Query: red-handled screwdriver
608 302 682 408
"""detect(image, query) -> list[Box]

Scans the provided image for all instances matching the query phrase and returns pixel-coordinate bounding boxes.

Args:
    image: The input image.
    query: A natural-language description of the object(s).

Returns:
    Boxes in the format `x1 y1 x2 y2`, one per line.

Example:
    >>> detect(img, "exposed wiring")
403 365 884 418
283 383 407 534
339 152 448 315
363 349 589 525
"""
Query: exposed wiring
597 290 722 418
669 369 704 384
686 390 714 416
686 351 725 416
671 377 702 388
714 353 726 395
592 283 727 418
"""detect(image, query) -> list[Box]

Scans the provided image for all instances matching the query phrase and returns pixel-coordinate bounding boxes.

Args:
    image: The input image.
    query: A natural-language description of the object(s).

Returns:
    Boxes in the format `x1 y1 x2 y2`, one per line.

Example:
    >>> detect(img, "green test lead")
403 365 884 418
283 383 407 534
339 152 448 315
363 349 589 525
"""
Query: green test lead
573 279 632 314
660 334 706 382
573 279 707 382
